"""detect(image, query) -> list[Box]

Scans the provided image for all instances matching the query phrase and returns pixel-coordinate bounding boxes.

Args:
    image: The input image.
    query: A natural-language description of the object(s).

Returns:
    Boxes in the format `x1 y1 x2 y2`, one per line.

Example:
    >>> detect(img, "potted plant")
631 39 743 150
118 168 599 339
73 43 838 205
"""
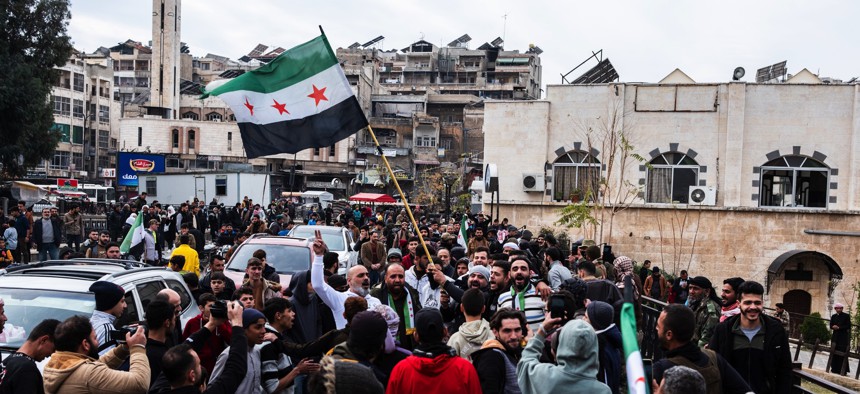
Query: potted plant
570 188 582 202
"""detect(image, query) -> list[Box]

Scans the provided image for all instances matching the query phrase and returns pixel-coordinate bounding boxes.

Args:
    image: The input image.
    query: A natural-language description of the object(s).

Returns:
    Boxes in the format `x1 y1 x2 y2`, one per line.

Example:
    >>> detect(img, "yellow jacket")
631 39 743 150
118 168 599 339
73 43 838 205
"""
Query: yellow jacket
170 244 200 276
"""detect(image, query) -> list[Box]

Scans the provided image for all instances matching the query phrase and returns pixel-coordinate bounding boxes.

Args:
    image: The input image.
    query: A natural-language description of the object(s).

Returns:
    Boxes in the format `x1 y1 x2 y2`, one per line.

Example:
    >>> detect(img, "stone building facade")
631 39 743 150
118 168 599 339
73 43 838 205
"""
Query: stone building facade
483 79 860 316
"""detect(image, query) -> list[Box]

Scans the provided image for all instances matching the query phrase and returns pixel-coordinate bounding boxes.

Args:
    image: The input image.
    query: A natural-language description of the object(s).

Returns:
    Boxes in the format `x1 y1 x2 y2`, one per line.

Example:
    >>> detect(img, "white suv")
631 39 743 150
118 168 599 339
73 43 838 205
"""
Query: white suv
0 259 199 361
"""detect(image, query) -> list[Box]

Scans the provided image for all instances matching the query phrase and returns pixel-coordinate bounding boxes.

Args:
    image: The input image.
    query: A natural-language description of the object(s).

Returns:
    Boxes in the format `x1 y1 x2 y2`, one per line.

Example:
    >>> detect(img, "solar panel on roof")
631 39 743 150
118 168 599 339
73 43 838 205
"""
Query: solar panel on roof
348 42 361 49
362 36 384 47
571 58 619 84
755 60 787 83
448 34 472 47
248 44 268 57
491 37 504 47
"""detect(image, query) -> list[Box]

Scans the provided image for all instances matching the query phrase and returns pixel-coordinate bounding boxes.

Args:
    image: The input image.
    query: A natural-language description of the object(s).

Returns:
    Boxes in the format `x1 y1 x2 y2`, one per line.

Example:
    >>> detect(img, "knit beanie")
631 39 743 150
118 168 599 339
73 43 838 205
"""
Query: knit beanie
242 308 266 328
89 281 125 311
586 301 615 333
311 356 384 394
467 265 491 281
373 304 400 354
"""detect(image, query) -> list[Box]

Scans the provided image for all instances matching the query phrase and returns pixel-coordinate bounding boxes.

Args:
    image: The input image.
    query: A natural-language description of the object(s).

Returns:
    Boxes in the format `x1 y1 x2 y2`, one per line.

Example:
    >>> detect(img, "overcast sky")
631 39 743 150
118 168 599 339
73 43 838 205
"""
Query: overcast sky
68 0 859 96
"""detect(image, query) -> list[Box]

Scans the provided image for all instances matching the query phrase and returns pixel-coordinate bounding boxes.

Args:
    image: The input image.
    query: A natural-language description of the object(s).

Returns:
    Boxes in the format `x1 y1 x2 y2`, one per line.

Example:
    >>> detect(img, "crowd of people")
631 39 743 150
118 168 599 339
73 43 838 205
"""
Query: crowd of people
0 196 849 393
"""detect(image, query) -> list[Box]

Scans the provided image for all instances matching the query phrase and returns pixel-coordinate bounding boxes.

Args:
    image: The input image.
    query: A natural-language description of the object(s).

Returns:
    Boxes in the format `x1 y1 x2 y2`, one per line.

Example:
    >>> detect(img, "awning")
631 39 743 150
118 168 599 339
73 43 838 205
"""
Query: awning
768 250 842 277
413 160 440 165
349 193 396 203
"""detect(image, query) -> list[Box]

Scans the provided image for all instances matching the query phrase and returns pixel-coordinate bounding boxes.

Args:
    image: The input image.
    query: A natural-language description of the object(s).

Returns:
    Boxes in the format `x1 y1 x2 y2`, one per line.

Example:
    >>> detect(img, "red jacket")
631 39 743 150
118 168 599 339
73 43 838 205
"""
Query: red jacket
181 313 232 373
386 353 481 394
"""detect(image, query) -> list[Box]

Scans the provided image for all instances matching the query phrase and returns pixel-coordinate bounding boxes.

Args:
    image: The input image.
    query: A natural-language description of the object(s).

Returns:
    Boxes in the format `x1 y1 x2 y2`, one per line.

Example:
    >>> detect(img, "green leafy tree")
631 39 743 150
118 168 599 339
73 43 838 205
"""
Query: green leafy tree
0 0 73 178
799 312 831 345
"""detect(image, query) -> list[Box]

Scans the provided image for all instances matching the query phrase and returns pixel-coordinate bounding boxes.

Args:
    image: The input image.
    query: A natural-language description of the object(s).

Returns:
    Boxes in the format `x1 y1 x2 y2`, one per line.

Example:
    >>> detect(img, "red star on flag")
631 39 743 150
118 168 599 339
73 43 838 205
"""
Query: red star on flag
244 97 254 115
271 99 289 115
308 85 328 106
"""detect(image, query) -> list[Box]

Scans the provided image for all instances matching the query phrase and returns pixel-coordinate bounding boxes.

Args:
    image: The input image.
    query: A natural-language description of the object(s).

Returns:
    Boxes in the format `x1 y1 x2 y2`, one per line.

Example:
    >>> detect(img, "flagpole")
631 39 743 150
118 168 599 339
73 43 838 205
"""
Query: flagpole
365 125 434 265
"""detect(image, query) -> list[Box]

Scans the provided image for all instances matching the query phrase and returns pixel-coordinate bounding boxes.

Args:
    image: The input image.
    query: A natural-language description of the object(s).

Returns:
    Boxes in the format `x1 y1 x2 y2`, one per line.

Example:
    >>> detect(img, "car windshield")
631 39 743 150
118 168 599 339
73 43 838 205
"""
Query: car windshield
227 244 312 274
0 288 95 349
289 228 345 250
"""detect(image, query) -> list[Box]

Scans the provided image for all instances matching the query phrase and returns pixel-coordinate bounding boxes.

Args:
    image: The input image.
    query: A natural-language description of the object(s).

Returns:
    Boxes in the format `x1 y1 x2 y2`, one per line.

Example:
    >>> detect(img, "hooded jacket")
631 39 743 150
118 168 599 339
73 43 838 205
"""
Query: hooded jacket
42 345 150 394
289 270 335 343
447 319 494 361
517 320 611 394
386 344 481 394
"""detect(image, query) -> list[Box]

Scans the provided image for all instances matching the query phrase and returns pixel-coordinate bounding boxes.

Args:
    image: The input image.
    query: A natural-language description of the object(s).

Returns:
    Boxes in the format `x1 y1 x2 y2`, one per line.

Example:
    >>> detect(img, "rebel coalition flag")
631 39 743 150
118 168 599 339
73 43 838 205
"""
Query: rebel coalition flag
202 33 367 158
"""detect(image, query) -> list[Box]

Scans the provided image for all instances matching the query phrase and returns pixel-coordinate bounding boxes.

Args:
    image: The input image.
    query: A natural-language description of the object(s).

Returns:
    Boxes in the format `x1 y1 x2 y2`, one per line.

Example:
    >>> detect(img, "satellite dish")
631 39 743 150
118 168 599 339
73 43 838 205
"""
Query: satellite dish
733 67 745 81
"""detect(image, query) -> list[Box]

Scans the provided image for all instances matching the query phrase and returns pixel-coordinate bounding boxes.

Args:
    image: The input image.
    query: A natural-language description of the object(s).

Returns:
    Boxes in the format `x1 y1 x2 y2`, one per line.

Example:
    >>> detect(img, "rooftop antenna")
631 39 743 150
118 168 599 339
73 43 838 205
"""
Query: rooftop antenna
502 13 508 46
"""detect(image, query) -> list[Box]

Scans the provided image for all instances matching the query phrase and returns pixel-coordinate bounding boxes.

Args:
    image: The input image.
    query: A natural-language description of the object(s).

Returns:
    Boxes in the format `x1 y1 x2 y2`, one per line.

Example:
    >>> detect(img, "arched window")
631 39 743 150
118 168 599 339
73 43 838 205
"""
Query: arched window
760 155 828 208
187 129 196 151
646 152 699 203
171 129 179 149
182 111 198 121
206 112 222 122
552 150 600 201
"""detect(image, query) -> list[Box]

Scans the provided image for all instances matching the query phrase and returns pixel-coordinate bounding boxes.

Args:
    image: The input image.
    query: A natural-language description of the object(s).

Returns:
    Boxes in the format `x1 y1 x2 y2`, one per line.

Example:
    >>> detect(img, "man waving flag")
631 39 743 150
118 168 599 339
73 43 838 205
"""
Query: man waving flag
201 31 368 158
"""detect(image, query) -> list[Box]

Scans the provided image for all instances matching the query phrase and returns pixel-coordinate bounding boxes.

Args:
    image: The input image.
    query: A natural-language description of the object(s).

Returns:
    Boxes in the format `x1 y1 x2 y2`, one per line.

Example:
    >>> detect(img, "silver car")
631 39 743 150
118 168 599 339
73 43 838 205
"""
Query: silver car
0 259 199 368
289 225 359 274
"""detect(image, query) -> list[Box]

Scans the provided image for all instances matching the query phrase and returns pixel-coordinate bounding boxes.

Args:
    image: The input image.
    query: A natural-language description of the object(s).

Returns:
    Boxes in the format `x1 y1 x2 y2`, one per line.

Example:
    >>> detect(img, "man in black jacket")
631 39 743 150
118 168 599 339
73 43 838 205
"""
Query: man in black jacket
471 308 525 394
708 281 791 394
160 301 246 394
653 304 751 394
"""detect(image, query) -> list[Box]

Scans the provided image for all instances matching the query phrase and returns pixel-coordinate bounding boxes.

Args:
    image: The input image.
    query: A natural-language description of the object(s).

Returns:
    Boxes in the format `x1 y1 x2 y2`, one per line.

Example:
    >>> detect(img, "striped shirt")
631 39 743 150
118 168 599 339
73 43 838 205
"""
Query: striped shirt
497 284 545 332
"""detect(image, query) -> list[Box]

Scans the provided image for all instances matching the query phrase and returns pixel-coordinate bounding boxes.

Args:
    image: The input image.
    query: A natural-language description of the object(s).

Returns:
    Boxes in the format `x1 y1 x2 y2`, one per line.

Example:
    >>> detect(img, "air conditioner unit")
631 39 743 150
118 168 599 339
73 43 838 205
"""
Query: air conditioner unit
688 186 716 206
522 173 545 192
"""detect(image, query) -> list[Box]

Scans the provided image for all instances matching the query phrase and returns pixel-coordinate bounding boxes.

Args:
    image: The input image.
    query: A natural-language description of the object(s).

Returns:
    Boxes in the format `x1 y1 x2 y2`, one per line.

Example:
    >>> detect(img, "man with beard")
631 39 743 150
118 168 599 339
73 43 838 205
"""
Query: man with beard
88 281 127 355
484 261 511 321
496 258 545 333
361 230 387 286
467 228 489 257
406 248 463 311
311 230 381 329
371 263 422 350
471 246 490 268
687 276 721 348
471 309 526 394
451 265 491 332
671 270 689 305
42 316 149 394
720 277 744 322
653 304 751 394
830 302 851 374
709 281 791 394
437 247 455 278
85 230 112 258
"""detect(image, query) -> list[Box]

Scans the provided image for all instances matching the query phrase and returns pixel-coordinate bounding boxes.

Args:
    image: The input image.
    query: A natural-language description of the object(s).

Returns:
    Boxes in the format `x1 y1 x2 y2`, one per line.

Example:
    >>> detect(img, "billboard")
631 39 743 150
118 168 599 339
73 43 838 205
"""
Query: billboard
117 152 165 187
57 178 79 191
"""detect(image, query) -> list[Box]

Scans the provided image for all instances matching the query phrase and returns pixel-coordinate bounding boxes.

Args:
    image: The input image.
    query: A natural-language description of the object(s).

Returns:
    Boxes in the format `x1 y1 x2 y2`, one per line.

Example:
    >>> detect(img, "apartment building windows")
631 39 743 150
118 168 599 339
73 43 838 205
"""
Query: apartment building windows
313 148 321 156
216 176 227 195
98 130 109 149
71 152 83 169
182 111 199 120
145 177 157 195
227 132 232 151
329 144 336 157
73 99 84 118
187 130 196 151
53 96 70 116
98 105 110 123
207 112 222 122
50 151 70 169
172 129 180 149
73 73 84 92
